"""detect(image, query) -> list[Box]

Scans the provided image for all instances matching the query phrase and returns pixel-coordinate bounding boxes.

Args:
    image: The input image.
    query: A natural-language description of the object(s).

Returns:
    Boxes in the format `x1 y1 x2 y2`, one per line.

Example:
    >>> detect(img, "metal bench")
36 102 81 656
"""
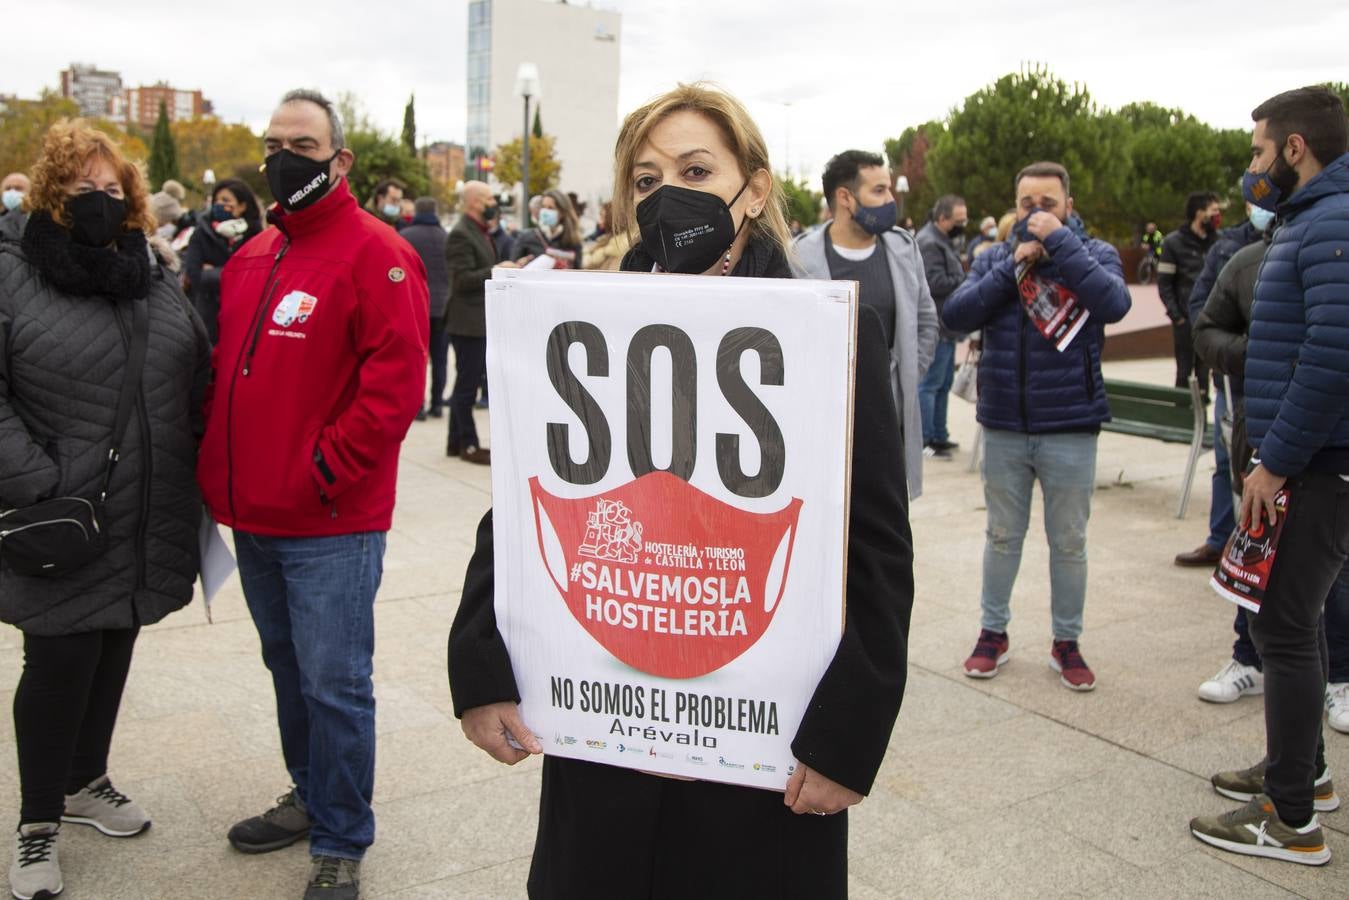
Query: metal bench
1101 375 1212 519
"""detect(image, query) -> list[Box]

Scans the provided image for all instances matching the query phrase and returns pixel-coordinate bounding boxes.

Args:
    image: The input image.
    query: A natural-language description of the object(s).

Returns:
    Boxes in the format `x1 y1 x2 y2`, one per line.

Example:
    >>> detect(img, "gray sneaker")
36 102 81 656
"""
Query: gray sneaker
1212 759 1340 813
303 856 360 900
9 823 62 900
227 789 311 854
62 776 150 837
1190 794 1330 865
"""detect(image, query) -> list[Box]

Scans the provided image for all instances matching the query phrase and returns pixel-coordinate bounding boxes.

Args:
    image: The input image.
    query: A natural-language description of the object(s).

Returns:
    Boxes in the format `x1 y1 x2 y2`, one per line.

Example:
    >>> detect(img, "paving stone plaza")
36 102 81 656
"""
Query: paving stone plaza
3 357 1344 899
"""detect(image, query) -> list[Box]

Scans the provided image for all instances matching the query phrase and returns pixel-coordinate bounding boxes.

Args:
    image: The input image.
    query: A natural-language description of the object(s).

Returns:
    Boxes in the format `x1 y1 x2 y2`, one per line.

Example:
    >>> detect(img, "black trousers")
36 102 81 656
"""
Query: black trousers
428 317 451 412
1171 320 1209 394
13 627 139 824
448 334 486 451
528 757 847 899
1248 473 1349 825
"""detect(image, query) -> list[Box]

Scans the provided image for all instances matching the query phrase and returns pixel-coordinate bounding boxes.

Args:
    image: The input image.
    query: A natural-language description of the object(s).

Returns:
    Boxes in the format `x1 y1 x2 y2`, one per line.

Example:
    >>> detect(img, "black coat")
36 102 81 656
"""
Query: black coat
448 236 914 899
183 213 261 343
1158 224 1214 322
916 220 965 340
399 216 450 321
0 212 211 636
1193 238 1268 485
1194 238 1267 388
511 227 583 269
444 215 496 338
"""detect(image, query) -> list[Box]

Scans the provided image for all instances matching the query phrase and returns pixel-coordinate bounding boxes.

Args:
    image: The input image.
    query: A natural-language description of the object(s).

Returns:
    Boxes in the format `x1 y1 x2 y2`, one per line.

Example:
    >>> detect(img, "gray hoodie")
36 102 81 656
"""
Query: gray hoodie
792 224 938 499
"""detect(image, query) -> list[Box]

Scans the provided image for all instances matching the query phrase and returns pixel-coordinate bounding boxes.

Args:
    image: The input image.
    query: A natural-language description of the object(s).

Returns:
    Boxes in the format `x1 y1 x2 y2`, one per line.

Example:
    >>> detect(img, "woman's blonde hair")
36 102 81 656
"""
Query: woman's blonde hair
541 188 582 249
611 83 791 257
27 119 154 234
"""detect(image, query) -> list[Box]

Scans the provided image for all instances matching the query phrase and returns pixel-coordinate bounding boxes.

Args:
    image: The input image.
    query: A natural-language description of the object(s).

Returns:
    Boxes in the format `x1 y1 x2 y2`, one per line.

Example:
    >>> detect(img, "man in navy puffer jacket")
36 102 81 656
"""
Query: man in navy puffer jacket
943 161 1130 693
1190 86 1349 866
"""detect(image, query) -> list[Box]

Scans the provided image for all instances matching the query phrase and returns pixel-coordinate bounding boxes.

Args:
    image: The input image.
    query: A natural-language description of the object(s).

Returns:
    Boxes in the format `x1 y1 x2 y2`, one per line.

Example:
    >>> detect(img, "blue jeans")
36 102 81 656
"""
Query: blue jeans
1206 388 1236 549
918 338 956 445
980 429 1097 640
235 531 386 860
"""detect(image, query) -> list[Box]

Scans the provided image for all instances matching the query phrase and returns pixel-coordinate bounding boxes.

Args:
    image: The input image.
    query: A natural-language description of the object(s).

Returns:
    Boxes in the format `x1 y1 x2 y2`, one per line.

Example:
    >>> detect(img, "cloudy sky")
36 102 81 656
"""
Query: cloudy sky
6 0 1347 184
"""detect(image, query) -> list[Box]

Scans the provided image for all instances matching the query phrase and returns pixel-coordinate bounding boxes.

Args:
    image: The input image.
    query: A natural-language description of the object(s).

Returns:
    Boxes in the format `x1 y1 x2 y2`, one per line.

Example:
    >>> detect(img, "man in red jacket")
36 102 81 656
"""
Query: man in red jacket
197 89 428 900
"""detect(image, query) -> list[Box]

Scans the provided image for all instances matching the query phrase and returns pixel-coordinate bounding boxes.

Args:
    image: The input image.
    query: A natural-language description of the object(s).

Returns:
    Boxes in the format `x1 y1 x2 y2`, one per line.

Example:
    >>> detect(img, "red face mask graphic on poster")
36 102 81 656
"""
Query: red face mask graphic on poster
531 473 803 679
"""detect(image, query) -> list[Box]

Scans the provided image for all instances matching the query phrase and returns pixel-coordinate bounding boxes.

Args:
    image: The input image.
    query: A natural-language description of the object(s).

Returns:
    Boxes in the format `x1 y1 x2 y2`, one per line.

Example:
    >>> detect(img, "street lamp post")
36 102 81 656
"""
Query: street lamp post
515 62 541 229
894 174 910 223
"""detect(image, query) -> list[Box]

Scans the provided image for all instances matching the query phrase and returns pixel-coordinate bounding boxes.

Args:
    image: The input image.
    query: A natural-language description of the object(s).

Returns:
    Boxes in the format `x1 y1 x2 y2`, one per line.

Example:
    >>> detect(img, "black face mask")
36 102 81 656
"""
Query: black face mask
947 222 966 240
636 182 748 274
265 149 340 213
65 191 127 247
481 203 500 222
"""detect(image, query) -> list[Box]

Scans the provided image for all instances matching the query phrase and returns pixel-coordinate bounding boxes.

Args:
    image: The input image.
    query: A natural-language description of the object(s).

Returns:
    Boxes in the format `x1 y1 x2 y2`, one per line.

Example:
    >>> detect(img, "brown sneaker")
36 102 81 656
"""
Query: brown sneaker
1050 640 1096 691
963 629 1009 679
1174 544 1222 567
1190 794 1330 865
461 446 491 465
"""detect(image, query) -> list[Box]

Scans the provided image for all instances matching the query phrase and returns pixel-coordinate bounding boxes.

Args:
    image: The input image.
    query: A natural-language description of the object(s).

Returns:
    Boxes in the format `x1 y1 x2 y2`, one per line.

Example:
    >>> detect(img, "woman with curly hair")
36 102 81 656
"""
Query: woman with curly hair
0 121 210 899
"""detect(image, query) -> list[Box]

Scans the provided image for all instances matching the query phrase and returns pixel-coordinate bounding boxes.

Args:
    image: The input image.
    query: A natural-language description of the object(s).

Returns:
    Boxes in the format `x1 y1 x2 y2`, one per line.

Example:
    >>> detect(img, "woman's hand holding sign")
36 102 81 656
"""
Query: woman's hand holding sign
462 701 542 764
784 764 863 816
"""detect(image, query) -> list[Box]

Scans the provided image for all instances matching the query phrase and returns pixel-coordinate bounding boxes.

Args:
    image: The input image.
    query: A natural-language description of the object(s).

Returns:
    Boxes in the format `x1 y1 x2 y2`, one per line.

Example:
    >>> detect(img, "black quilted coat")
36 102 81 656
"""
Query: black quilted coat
0 211 211 636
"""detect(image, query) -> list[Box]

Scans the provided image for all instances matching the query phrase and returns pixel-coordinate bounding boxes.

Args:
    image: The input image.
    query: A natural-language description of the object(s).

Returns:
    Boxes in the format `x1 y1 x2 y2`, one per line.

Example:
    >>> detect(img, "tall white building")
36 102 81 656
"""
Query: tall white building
467 0 621 209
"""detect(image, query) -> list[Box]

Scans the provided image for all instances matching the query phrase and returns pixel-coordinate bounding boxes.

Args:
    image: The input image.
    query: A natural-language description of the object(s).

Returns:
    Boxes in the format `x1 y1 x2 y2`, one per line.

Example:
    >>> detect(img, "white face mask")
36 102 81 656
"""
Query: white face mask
2 189 23 212
538 208 559 230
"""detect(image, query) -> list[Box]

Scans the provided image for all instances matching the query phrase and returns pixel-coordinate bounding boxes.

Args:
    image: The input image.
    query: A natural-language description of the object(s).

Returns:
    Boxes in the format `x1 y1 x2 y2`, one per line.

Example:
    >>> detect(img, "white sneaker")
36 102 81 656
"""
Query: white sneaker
1198 660 1264 703
1328 682 1349 735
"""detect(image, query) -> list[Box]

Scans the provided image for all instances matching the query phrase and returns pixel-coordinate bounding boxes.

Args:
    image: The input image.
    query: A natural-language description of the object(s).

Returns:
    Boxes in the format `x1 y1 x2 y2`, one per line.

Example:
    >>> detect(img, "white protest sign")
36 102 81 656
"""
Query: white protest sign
487 268 856 790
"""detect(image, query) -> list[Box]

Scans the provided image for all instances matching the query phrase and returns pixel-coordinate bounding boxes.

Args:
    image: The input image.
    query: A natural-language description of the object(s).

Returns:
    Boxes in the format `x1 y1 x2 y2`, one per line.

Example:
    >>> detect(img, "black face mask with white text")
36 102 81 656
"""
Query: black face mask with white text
636 182 748 274
265 149 340 213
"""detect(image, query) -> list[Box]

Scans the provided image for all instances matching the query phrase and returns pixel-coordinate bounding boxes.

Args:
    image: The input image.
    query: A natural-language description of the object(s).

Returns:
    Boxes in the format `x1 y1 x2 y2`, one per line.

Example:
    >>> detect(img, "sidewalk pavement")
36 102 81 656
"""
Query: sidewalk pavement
1 357 1343 899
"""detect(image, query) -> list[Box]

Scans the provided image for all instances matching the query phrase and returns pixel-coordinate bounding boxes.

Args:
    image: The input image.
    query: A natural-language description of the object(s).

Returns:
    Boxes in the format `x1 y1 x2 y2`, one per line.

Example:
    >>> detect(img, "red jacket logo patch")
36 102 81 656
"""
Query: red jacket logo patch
272 290 319 328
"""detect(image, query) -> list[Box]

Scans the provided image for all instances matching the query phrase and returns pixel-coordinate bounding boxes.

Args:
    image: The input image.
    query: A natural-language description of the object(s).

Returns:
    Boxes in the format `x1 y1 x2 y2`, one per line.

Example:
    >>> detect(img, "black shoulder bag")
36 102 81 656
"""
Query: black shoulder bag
0 296 149 577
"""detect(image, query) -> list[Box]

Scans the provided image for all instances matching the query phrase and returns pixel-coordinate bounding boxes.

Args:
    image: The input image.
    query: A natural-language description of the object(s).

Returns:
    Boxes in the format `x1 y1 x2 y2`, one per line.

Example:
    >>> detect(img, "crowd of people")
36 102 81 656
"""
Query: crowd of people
0 80 1345 899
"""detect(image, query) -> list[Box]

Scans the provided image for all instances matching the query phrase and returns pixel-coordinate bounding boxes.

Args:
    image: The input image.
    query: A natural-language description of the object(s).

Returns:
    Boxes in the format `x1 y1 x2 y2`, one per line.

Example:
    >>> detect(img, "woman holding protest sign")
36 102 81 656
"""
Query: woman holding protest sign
449 83 913 899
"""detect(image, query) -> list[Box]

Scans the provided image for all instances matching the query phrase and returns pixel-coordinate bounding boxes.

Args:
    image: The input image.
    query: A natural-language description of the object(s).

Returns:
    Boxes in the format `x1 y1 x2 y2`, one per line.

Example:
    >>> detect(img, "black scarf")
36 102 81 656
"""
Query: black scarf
621 233 793 279
20 210 151 299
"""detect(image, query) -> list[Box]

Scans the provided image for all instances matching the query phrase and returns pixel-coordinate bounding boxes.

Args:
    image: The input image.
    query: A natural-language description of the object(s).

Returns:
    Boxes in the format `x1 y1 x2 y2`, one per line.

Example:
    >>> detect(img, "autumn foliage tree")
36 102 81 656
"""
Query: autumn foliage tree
493 134 561 198
170 116 266 202
0 91 147 179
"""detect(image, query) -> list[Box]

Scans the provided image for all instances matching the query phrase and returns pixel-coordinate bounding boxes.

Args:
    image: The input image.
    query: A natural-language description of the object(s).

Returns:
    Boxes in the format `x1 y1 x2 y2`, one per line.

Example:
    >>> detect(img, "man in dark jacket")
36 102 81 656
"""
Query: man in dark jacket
400 197 451 419
444 181 519 464
1191 236 1268 707
1158 191 1220 394
197 89 428 900
1173 205 1274 569
943 161 1131 693
915 194 968 460
1190 85 1349 866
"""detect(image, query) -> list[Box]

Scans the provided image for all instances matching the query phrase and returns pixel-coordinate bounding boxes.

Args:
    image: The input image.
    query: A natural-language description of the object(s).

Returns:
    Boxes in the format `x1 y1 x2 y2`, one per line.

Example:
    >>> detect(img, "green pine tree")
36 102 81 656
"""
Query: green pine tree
148 101 179 188
402 94 418 155
532 105 543 139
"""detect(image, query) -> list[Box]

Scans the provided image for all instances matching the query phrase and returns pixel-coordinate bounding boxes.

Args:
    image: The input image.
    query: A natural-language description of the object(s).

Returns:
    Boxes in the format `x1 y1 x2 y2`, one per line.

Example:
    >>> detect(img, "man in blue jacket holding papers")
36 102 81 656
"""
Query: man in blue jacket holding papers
1189 85 1349 867
942 161 1130 693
